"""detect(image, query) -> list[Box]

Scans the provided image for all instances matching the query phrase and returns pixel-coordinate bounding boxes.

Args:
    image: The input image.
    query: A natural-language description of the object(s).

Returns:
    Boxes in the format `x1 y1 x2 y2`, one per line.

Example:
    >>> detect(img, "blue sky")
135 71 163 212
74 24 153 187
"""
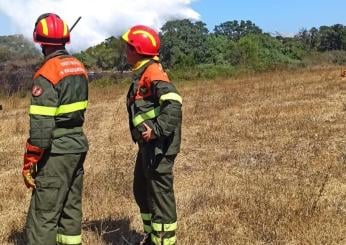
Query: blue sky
192 0 346 35
1 0 346 37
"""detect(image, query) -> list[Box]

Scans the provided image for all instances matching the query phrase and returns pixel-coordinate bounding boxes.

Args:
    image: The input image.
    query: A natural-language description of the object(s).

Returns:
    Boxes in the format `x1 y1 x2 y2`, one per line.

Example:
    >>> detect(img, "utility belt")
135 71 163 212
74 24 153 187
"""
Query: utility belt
52 126 83 139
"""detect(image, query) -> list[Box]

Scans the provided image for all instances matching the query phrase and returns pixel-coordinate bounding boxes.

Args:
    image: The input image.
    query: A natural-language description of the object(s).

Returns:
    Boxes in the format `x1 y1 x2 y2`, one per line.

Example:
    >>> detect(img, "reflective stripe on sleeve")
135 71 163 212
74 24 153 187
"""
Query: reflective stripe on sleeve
132 107 160 127
56 234 82 244
29 100 88 116
160 92 182 104
55 101 88 115
29 105 57 116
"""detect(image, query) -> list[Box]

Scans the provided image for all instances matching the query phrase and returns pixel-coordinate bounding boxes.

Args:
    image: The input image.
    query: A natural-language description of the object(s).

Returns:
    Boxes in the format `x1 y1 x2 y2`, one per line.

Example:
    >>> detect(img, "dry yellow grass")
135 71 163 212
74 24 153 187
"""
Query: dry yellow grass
0 66 345 244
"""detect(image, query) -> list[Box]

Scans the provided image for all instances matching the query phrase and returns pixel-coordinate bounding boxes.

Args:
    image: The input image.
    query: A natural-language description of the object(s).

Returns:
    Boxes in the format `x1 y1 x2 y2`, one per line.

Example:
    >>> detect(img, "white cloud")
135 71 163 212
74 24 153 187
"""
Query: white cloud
0 0 200 51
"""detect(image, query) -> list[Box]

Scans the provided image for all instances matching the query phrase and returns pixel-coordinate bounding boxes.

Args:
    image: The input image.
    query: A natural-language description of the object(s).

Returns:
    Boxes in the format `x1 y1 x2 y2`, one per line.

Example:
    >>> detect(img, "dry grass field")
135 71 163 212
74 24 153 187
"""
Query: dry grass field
0 66 345 244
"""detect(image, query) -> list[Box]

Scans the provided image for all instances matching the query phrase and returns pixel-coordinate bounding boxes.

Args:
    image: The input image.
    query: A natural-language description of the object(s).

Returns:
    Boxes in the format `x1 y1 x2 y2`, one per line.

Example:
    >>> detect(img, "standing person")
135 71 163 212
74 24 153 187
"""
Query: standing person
22 13 89 245
122 25 183 245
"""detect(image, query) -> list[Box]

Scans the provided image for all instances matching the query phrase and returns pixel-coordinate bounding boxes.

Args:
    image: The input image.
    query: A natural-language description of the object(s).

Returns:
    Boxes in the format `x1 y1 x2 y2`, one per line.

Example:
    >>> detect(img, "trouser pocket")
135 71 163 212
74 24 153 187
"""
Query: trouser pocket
34 177 61 212
153 155 176 174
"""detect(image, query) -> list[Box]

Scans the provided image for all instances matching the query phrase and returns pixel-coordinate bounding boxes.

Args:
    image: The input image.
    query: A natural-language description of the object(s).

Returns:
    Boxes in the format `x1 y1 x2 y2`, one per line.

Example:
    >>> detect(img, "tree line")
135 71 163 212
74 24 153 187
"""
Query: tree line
74 19 346 74
2 19 346 94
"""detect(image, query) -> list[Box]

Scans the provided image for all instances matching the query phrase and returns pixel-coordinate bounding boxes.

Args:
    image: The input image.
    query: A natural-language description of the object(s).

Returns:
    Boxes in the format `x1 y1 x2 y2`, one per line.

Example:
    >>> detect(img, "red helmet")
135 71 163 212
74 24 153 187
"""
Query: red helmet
122 25 160 56
33 13 70 45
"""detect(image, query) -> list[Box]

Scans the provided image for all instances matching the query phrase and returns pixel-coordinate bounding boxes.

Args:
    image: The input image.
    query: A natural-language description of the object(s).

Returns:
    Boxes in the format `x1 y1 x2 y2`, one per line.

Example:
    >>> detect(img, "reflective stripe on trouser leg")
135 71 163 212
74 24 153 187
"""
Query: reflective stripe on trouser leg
57 153 85 245
148 155 178 245
56 234 82 245
151 232 177 245
134 151 151 233
141 213 152 233
151 222 177 244
26 153 85 245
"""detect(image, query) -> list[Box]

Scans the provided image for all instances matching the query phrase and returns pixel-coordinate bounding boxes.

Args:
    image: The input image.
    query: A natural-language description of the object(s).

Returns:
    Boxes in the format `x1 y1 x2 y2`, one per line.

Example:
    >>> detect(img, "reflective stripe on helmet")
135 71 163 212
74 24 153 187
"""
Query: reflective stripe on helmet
33 13 70 45
133 30 157 47
40 19 49 36
122 25 160 56
29 100 88 116
122 30 130 42
63 23 68 36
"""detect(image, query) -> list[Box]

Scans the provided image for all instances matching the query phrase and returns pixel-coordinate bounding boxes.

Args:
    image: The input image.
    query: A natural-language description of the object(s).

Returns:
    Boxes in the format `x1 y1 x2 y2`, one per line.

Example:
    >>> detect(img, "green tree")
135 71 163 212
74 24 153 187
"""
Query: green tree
160 19 209 68
74 37 126 70
318 24 346 51
236 34 303 70
214 20 262 40
204 34 237 65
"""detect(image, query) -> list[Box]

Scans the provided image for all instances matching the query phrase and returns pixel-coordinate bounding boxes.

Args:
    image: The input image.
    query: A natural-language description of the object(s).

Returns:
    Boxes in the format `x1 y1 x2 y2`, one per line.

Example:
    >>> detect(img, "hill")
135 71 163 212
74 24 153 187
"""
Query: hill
0 66 345 244
0 34 39 62
0 35 40 95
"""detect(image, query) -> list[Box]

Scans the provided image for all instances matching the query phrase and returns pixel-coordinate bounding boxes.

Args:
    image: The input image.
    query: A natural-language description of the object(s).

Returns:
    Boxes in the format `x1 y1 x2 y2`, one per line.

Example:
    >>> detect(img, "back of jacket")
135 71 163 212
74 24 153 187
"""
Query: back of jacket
29 49 89 154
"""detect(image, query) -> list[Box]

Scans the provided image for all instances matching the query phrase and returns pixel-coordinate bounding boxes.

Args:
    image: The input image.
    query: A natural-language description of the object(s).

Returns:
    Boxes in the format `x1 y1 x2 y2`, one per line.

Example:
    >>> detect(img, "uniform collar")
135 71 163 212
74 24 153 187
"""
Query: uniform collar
44 49 69 62
132 56 159 71
38 49 69 68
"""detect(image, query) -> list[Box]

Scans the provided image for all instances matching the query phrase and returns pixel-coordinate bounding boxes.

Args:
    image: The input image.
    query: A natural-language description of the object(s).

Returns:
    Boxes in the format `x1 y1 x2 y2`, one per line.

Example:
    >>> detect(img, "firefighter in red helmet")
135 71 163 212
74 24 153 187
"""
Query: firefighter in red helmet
122 25 182 245
23 13 88 245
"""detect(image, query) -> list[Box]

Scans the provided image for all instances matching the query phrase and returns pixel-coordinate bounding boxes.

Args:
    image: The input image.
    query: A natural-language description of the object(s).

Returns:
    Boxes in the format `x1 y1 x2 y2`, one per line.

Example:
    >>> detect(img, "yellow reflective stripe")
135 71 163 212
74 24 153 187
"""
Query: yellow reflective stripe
63 23 68 36
160 92 182 104
29 101 88 116
29 105 57 116
55 101 88 115
133 59 151 71
152 222 177 232
132 107 160 127
141 213 152 221
151 234 176 245
133 30 157 47
122 30 130 42
56 234 81 244
133 56 160 70
144 224 152 233
40 19 48 36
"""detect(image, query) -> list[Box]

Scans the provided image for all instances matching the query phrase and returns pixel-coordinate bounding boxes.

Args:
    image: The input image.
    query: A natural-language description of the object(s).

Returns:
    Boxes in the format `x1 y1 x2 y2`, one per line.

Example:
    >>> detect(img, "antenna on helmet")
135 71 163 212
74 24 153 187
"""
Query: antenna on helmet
70 16 82 32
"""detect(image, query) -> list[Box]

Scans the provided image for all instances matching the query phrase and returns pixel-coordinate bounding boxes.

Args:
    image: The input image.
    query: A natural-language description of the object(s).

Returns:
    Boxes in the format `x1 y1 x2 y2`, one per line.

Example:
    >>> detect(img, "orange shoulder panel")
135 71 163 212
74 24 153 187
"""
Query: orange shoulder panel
142 62 170 83
135 62 170 100
34 56 88 85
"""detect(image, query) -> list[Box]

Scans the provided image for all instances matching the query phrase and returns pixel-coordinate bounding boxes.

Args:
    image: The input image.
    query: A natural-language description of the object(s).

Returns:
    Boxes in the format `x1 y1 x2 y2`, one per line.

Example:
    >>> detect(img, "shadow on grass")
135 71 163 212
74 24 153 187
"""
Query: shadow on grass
8 218 141 245
83 217 142 245
8 229 26 245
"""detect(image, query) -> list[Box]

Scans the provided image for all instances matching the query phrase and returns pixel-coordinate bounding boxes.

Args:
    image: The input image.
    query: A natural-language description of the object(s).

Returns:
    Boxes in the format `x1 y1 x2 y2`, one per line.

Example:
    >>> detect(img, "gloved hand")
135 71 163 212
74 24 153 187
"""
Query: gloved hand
22 140 44 189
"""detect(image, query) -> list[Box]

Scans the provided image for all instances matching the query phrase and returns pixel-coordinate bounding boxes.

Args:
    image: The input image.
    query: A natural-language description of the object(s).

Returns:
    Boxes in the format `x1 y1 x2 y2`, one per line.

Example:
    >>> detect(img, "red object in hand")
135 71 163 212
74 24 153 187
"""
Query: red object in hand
22 141 44 189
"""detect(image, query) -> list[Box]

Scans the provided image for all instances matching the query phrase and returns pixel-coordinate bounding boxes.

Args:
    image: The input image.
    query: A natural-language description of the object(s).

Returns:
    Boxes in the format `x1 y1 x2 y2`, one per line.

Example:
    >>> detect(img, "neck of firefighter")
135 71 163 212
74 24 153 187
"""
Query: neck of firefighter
41 45 65 57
